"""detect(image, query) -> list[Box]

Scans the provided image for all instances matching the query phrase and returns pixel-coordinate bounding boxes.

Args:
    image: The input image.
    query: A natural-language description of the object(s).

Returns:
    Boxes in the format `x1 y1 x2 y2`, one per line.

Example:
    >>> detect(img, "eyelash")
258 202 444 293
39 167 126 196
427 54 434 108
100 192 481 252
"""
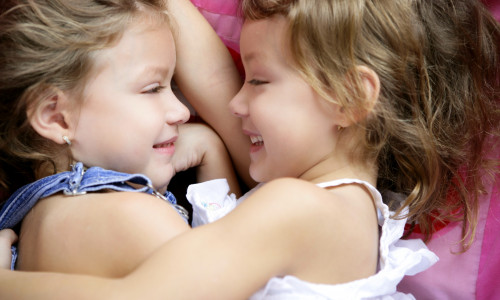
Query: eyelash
247 79 268 85
143 85 166 94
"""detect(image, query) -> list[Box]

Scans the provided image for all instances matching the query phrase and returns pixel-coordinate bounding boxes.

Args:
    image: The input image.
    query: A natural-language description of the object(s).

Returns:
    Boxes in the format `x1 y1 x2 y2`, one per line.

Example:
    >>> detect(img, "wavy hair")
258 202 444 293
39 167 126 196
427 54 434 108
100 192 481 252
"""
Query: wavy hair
0 0 169 204
241 0 500 250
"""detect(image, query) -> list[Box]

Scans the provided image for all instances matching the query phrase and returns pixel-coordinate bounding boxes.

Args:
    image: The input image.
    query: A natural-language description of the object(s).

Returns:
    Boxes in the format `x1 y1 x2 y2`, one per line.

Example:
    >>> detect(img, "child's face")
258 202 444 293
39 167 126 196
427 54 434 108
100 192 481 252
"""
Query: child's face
230 16 339 183
69 21 189 191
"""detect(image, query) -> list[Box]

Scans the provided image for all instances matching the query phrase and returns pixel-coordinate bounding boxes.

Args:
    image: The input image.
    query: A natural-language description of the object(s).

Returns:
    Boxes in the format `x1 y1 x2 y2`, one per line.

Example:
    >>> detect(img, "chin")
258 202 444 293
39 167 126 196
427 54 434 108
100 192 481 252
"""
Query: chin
249 169 270 184
150 168 174 190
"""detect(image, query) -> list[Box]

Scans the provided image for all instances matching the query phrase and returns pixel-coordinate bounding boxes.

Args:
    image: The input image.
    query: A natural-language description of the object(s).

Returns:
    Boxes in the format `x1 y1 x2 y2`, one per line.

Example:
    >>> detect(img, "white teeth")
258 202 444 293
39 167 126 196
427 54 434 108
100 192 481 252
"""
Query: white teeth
153 142 172 148
250 135 263 144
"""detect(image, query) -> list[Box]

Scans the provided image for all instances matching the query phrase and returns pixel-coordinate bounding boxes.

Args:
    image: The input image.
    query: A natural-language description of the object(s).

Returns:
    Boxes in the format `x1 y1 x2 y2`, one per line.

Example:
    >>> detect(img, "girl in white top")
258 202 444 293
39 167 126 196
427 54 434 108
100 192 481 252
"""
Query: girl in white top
1 0 499 299
186 177 436 299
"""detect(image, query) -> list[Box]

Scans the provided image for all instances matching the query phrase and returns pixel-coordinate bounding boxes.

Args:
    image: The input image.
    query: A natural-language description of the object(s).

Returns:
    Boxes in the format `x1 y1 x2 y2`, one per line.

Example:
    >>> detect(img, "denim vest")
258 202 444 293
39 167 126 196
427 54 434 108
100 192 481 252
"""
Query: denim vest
0 162 188 269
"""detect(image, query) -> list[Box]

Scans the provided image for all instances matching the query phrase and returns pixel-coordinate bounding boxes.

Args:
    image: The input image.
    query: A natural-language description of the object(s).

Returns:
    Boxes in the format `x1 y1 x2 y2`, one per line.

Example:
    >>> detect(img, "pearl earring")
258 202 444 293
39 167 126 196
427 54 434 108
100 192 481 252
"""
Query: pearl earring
62 135 72 146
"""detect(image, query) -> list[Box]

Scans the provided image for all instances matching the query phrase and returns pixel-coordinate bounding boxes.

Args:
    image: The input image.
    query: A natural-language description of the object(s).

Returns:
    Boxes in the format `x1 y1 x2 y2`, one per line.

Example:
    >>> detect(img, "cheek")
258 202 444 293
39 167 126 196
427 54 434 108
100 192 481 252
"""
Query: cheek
71 114 96 145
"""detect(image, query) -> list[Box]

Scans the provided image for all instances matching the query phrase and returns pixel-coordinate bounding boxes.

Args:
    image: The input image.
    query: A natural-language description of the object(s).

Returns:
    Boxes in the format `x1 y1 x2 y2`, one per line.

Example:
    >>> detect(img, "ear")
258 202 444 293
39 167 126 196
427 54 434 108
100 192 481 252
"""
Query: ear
356 65 380 113
27 88 73 145
334 65 380 128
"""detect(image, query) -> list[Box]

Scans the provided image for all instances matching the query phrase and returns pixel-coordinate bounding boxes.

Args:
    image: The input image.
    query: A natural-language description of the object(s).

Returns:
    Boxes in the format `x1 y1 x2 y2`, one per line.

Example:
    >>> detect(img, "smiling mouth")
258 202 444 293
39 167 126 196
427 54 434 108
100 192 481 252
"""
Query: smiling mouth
250 135 264 146
153 142 174 149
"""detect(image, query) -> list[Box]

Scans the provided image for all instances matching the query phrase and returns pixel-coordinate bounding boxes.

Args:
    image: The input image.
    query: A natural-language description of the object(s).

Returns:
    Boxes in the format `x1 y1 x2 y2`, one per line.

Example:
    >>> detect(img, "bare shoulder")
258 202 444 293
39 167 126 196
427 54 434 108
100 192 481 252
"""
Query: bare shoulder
19 191 189 277
42 191 190 241
240 177 346 218
253 177 378 215
230 177 379 282
222 177 353 254
114 178 379 299
90 191 190 232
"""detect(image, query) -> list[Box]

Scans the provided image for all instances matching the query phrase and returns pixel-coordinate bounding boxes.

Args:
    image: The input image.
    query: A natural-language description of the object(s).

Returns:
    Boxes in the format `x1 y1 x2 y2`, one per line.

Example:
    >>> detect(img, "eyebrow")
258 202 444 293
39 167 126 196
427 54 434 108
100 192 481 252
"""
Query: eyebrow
137 66 171 79
241 52 259 64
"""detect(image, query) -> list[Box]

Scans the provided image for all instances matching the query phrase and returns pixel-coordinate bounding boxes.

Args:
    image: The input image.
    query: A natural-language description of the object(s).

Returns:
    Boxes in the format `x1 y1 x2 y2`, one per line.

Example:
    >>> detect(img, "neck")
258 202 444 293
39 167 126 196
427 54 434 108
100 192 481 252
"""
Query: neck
300 154 377 187
35 156 73 180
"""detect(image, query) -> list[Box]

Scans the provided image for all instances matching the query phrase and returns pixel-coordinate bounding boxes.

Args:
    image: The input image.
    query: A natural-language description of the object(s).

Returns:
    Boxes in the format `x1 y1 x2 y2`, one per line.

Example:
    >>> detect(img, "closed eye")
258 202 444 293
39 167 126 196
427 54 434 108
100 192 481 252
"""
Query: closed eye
142 84 166 94
247 79 268 86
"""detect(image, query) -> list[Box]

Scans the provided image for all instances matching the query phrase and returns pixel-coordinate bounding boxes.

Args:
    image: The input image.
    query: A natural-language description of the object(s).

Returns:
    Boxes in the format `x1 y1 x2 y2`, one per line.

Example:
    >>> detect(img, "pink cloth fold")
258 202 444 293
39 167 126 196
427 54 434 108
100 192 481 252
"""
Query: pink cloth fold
190 0 242 53
399 139 500 299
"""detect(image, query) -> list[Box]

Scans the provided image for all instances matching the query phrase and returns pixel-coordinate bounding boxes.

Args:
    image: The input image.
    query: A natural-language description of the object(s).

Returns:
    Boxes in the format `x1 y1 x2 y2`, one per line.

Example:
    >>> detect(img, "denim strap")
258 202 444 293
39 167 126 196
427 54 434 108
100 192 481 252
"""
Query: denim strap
0 162 183 270
0 162 178 230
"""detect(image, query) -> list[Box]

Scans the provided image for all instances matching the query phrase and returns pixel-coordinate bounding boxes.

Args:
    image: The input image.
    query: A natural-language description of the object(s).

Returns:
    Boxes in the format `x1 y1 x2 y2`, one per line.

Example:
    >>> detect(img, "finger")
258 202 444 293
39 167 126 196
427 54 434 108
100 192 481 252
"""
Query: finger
0 229 18 244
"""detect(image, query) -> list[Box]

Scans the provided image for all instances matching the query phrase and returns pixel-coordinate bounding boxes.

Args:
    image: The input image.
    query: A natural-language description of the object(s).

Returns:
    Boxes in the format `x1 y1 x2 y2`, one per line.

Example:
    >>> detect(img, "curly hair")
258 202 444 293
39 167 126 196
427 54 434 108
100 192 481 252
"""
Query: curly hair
241 0 500 250
0 0 169 204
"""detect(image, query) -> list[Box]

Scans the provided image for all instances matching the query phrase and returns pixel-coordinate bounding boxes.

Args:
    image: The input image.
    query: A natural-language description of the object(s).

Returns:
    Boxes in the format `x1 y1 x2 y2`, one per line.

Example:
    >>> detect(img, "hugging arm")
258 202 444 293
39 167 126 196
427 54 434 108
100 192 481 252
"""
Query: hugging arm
0 229 16 270
14 192 190 278
167 0 255 188
0 179 339 299
173 123 242 196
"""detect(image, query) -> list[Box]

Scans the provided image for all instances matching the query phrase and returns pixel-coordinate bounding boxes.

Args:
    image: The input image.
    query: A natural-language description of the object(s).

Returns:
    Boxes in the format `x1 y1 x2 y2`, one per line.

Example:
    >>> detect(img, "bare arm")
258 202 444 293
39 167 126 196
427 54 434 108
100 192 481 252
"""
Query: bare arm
168 0 255 188
16 192 189 278
0 229 16 270
0 180 305 299
0 180 299 299
173 123 241 196
0 178 378 299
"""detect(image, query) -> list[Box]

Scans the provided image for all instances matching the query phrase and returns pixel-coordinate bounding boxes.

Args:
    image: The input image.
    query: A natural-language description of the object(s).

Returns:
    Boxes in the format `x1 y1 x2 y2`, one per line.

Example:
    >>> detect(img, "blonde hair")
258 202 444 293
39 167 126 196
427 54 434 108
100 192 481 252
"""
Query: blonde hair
242 0 500 250
0 0 169 204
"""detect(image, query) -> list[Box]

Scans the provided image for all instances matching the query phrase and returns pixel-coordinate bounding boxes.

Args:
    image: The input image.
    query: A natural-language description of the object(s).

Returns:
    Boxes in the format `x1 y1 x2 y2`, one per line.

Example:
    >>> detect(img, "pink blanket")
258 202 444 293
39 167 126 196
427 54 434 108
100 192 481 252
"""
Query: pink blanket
191 1 500 298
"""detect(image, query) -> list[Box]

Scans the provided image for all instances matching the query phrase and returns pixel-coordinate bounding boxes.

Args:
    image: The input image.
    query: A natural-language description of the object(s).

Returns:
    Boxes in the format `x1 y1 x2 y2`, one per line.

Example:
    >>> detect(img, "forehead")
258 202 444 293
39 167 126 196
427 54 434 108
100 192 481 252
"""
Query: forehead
90 19 174 73
78 20 175 98
240 16 291 66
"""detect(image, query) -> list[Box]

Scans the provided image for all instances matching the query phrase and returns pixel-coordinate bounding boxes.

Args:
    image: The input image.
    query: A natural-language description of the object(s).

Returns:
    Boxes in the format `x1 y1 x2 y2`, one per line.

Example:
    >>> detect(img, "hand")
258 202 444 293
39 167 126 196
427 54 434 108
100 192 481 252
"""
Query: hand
0 229 17 270
173 123 241 196
172 123 211 174
168 0 254 188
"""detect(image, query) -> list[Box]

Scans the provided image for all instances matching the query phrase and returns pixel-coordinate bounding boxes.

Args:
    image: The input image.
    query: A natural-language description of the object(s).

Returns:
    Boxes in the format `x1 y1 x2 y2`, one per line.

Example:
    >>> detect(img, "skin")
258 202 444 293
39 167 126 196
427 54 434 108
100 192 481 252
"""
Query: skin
0 229 16 270
18 19 192 278
169 0 254 188
68 21 189 193
6 0 247 281
0 15 382 300
231 16 347 183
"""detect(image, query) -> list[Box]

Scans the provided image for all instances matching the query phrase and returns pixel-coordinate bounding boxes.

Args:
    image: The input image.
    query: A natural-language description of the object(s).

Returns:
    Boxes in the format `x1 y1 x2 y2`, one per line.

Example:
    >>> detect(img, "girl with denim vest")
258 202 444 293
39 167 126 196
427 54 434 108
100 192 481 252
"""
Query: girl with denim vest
0 0 249 277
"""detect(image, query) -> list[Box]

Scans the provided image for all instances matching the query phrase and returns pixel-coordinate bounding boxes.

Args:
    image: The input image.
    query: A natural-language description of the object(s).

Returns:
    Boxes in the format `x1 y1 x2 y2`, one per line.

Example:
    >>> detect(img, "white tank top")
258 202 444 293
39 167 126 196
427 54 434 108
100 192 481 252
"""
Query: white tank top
186 179 438 300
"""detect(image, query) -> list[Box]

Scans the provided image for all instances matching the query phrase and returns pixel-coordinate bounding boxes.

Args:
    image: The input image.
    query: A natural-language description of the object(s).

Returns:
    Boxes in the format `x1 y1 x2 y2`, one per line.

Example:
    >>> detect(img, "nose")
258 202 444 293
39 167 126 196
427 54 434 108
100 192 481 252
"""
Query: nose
166 91 190 125
229 87 248 118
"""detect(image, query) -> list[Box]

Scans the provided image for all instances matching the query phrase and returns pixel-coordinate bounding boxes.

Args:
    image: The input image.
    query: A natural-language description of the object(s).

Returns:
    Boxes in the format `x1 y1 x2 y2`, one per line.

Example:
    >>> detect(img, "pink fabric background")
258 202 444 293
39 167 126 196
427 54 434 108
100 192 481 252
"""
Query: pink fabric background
399 1 500 296
191 1 500 298
483 0 500 20
398 164 500 299
190 0 242 53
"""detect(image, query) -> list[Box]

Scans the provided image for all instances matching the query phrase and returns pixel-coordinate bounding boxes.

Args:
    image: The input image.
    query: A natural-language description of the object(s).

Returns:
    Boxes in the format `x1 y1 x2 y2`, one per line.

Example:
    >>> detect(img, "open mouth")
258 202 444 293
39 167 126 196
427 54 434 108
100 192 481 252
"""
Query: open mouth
250 135 264 146
153 142 174 149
